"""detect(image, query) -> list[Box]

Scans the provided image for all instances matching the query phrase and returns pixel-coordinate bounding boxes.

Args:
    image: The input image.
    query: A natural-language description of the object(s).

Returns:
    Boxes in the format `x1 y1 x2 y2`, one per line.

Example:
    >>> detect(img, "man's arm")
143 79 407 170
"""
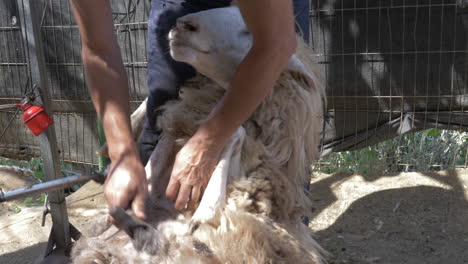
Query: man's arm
70 0 147 220
166 0 296 210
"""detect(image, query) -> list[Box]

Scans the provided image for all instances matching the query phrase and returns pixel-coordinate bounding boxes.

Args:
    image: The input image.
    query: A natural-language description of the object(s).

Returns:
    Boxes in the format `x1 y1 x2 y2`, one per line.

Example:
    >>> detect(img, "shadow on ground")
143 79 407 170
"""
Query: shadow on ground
0 242 46 264
309 169 468 264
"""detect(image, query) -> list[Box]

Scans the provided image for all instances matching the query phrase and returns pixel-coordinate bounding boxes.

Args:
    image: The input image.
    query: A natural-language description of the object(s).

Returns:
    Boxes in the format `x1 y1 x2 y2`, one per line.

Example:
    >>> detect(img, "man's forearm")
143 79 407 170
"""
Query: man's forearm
70 0 147 221
70 0 136 161
82 47 136 160
198 0 296 148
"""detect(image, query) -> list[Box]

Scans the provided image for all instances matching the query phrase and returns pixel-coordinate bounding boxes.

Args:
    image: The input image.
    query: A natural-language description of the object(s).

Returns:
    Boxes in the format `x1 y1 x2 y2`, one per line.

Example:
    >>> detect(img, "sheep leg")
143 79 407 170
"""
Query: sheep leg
191 126 246 224
145 135 176 198
130 97 148 142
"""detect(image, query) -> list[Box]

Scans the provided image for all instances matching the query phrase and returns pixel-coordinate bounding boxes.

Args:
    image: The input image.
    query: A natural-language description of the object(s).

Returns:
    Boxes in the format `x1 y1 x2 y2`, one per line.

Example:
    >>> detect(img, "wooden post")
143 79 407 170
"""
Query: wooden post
16 0 71 250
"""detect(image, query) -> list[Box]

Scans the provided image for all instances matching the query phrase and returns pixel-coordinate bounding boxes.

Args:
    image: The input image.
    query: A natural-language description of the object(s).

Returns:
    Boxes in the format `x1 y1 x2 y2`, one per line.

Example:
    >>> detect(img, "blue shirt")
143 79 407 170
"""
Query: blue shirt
185 0 232 8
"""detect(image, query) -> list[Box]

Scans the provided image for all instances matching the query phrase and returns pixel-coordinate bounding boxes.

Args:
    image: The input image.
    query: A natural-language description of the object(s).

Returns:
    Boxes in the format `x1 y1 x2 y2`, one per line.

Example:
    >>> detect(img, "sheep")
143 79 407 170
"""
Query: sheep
72 6 326 264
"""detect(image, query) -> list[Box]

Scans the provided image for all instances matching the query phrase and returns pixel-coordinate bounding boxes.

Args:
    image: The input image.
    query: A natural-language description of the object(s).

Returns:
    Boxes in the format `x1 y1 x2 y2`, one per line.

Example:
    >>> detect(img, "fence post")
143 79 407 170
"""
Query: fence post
16 0 71 250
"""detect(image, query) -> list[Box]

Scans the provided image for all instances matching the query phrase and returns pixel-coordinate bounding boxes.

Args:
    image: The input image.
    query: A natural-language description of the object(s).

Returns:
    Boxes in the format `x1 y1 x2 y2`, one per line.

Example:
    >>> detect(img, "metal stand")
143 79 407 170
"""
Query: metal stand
16 0 71 253
0 172 105 260
44 223 82 258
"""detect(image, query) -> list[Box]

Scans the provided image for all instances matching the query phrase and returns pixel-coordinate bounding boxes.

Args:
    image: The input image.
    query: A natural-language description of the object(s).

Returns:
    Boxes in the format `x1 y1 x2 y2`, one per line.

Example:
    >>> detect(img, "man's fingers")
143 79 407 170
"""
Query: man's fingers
132 191 147 220
188 185 201 211
175 184 192 211
166 176 181 201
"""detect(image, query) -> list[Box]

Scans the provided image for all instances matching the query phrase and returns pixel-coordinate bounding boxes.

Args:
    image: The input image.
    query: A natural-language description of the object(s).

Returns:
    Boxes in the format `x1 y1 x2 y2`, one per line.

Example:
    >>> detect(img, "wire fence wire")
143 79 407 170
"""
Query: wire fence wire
0 0 38 160
310 0 468 173
0 0 149 166
0 0 467 173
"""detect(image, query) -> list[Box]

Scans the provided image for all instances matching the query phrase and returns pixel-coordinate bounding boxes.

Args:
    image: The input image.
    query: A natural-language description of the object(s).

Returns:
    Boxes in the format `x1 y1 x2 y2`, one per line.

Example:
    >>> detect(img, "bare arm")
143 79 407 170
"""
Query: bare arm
204 0 297 144
70 0 147 219
166 0 296 210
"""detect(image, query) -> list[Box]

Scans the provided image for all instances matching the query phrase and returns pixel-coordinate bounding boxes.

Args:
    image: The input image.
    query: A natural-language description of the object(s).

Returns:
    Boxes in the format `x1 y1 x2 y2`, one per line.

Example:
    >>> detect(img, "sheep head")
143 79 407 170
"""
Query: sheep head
169 7 249 88
168 6 310 88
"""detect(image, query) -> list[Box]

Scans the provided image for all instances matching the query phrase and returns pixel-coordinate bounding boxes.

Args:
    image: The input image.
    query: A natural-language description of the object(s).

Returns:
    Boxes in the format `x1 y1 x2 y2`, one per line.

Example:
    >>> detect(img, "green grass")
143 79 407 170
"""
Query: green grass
8 204 21 214
315 129 468 174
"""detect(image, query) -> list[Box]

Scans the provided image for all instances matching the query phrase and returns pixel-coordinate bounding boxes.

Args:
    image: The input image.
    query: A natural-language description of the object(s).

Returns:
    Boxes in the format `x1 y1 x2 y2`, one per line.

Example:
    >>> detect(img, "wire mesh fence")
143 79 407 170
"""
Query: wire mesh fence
0 0 150 168
0 0 39 159
0 0 467 173
41 0 149 166
310 0 468 173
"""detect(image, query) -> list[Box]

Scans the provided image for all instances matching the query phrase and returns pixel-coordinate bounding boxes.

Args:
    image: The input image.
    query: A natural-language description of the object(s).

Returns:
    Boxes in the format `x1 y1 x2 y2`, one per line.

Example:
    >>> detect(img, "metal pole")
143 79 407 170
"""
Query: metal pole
0 173 104 203
16 0 71 250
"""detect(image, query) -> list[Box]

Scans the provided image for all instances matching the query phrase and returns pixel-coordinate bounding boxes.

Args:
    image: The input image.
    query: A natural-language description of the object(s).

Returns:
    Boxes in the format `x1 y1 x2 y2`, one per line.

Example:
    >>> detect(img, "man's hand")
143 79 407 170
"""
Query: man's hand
105 151 148 222
165 130 223 211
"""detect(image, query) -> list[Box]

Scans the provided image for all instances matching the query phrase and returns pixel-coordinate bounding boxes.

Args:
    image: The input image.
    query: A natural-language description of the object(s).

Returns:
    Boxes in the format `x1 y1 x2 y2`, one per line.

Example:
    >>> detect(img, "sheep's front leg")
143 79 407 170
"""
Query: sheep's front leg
130 97 148 142
191 127 246 224
145 135 176 198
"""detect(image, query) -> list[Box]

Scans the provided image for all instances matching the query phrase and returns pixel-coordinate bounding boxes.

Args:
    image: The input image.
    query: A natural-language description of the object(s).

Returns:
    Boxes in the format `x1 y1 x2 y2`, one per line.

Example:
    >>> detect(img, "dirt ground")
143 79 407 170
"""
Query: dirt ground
309 169 468 264
0 167 467 264
0 167 105 264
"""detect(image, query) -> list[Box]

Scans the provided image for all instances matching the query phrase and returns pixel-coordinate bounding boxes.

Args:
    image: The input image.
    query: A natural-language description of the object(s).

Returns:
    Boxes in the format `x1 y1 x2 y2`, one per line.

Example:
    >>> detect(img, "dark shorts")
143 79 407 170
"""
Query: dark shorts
139 0 311 164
